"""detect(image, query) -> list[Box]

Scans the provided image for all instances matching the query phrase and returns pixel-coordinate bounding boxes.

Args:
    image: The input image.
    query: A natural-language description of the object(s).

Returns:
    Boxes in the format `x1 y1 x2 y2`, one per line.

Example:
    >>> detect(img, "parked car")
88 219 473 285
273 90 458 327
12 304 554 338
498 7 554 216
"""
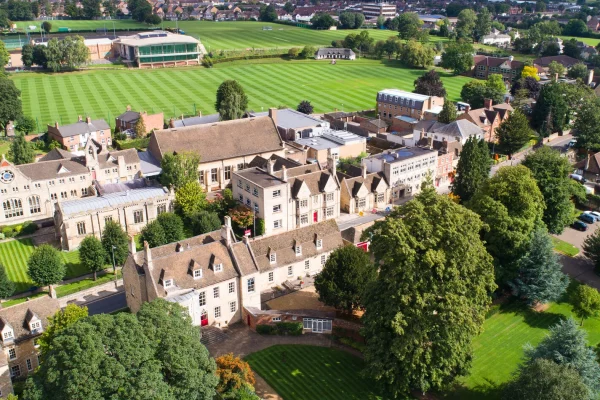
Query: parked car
584 211 600 220
570 173 587 183
579 213 596 224
568 139 577 148
573 220 589 231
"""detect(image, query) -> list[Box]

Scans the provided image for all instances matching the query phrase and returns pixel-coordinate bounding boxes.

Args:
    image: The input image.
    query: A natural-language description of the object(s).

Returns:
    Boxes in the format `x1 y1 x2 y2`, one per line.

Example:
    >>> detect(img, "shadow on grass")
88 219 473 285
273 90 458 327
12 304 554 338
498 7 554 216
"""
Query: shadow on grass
441 379 506 400
499 300 565 330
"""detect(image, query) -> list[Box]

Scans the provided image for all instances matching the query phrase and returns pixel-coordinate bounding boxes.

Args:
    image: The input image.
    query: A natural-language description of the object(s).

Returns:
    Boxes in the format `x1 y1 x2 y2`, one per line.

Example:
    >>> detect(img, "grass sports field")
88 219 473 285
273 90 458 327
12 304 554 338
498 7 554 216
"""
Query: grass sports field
245 345 381 400
0 239 86 293
13 20 446 51
11 59 471 129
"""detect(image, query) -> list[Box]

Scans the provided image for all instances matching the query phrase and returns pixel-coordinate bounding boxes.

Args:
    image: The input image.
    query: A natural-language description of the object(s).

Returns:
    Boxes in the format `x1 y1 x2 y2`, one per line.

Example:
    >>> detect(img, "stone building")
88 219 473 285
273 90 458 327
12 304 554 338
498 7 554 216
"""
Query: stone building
338 165 390 214
115 107 165 134
376 89 444 126
47 117 112 151
54 179 175 250
0 297 61 398
0 141 141 226
457 99 512 143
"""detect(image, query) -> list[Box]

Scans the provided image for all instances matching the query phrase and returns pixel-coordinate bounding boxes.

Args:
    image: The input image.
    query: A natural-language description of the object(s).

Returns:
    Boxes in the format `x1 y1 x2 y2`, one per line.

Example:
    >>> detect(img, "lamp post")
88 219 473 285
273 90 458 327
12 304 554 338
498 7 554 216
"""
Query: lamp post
111 245 118 287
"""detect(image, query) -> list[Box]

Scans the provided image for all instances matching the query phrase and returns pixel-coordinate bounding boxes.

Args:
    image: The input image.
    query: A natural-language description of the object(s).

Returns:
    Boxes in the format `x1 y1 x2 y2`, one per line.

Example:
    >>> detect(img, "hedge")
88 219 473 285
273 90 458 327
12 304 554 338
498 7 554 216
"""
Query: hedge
0 221 38 239
256 321 303 336
114 137 150 150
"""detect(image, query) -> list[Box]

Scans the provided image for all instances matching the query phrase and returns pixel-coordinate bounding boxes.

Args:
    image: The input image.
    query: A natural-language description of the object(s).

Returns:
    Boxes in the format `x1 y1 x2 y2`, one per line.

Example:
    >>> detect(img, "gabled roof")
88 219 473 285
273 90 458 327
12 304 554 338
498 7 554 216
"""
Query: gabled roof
341 171 388 199
51 119 110 137
16 158 89 181
116 111 140 123
0 296 60 344
247 154 301 171
38 148 76 162
288 170 338 198
434 119 485 139
473 55 524 69
533 55 580 68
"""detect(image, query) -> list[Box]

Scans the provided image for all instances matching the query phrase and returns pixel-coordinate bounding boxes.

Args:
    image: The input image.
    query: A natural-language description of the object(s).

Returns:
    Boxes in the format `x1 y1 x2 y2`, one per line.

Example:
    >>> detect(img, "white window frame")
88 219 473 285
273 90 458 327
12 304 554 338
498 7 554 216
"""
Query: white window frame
163 279 173 288
193 269 202 279
272 317 281 322
199 291 206 306
247 277 255 293
295 246 302 256
268 271 274 282
214 306 221 318
8 348 16 360
213 287 220 298
269 253 276 264
229 301 236 313
214 263 223 273
287 266 293 276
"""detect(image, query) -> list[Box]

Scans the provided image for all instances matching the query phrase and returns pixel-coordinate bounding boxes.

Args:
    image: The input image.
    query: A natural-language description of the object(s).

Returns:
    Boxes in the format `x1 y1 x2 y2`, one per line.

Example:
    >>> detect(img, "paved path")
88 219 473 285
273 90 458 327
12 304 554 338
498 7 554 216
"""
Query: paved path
83 291 127 315
560 255 600 290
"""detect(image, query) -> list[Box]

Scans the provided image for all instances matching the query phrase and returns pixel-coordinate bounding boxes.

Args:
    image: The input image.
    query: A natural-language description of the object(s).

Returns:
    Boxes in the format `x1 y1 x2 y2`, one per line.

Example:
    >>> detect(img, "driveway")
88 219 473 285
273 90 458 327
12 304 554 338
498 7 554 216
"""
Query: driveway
554 224 594 251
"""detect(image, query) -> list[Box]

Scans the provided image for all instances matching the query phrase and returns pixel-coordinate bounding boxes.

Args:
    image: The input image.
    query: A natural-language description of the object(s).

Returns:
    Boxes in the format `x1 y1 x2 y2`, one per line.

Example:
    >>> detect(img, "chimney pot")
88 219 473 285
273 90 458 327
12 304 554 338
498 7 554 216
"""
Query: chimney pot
54 121 59 128
129 234 136 255
267 159 274 175
361 163 367 179
126 105 131 111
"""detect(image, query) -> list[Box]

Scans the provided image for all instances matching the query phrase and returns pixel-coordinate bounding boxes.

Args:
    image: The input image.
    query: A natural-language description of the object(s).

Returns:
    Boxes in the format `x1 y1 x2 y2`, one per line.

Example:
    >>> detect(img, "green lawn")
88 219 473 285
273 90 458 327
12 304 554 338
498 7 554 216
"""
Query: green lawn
551 236 580 257
0 239 88 293
11 58 471 128
245 345 381 400
560 36 600 47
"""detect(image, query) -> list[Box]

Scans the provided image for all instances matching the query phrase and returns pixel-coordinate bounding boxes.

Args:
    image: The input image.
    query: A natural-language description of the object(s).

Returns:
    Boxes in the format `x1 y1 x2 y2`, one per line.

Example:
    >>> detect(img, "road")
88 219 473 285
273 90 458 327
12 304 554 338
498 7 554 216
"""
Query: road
83 291 127 315
336 212 385 231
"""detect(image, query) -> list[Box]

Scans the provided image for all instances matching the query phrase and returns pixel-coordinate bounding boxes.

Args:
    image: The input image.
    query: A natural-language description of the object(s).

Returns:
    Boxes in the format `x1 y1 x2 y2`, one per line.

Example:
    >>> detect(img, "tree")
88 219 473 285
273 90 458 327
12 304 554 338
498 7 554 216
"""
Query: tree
437 100 457 123
215 353 256 395
564 38 582 60
496 109 535 156
190 210 221 235
376 15 385 29
510 226 569 305
133 117 146 138
413 69 446 97
460 75 505 109
397 12 423 40
296 100 313 115
215 80 249 121
535 0 547 12
259 4 277 22
362 176 496 397
548 61 566 78
79 236 107 281
16 115 36 134
160 151 200 189
541 42 560 57
299 45 317 59
532 82 578 135
101 220 129 267
27 244 65 292
37 304 88 355
502 359 589 400
156 212 184 244
229 205 253 228
571 285 600 326
0 41 9 69
456 9 477 39
0 264 15 299
288 47 300 58
283 2 294 13
23 299 218 400
468 166 545 285
176 181 207 218
451 136 491 202
311 13 336 30
474 7 492 41
510 77 541 99
523 146 575 234
440 41 474 74
128 0 152 22
573 97 600 151
339 12 362 29
523 318 600 398
82 0 101 19
8 133 35 165
564 19 588 36
145 14 162 25
140 220 167 248
21 43 34 67
521 65 540 81
0 76 23 134
568 63 589 80
400 40 435 68
583 227 600 271
314 246 376 313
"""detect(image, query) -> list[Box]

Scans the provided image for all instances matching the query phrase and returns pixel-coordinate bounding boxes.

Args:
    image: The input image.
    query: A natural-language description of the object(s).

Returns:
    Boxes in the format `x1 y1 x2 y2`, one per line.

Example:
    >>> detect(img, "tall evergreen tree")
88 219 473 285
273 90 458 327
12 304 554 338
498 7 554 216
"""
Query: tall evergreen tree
0 76 23 135
437 100 457 123
510 225 569 305
362 175 496 397
215 80 249 121
496 109 535 156
451 136 491 203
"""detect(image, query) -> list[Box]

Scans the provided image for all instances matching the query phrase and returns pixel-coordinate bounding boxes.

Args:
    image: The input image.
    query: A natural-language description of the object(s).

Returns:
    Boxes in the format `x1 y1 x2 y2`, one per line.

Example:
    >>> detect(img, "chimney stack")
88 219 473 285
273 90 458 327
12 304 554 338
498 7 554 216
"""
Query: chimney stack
419 129 425 142
267 159 274 175
169 118 175 128
54 121 59 129
269 108 278 127
86 116 91 124
464 105 470 113
144 241 153 270
221 216 232 247
483 99 492 110
361 163 367 179
327 150 336 177
78 115 83 122
282 165 288 182
129 235 136 255
588 69 595 85
126 105 131 111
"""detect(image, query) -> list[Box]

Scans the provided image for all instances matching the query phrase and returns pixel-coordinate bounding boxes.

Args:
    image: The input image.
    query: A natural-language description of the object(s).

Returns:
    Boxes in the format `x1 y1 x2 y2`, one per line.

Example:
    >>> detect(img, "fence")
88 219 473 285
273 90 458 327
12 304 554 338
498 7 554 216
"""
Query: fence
1 37 28 50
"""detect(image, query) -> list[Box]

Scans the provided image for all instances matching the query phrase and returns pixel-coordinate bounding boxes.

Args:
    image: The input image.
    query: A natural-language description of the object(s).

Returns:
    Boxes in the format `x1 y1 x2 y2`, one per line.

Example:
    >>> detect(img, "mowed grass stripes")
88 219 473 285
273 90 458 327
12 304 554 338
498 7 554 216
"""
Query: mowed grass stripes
12 59 472 129
0 239 88 293
245 345 381 400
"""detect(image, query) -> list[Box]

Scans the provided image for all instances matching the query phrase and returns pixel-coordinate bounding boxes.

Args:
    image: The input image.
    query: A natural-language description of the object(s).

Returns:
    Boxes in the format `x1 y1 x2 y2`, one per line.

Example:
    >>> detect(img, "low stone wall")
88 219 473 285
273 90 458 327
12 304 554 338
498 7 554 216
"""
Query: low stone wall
58 279 123 307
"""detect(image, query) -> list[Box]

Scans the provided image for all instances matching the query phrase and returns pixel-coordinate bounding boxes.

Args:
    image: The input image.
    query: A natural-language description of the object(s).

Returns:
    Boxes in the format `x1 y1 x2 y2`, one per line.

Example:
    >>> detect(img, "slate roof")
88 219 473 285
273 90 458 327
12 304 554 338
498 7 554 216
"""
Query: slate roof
38 148 76 162
97 148 140 169
341 171 388 198
170 113 221 128
116 111 140 124
16 158 89 181
315 47 355 57
533 55 581 68
377 89 430 110
288 170 338 198
248 220 343 273
150 116 284 163
473 55 524 70
432 120 485 140
248 109 326 130
52 119 110 138
235 167 285 188
247 154 301 171
0 296 60 344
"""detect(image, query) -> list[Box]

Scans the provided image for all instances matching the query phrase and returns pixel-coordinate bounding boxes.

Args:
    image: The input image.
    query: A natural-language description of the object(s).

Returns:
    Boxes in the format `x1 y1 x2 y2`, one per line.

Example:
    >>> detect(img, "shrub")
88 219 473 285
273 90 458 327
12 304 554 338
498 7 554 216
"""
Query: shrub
256 324 276 335
340 337 366 352
21 221 38 235
2 227 15 238
254 218 265 236
114 137 150 150
275 322 303 336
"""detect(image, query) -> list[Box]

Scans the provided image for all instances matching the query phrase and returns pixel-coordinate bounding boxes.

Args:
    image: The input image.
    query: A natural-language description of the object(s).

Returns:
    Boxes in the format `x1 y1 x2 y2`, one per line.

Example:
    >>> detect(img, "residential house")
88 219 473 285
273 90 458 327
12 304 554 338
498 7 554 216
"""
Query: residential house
472 55 524 83
575 152 600 181
314 48 355 60
232 158 340 236
376 89 444 127
147 110 286 191
533 55 582 71
412 119 485 157
246 108 330 142
588 16 600 32
0 297 61 398
481 28 512 47
47 117 112 151
115 107 164 135
294 129 367 164
338 165 390 214
457 99 513 142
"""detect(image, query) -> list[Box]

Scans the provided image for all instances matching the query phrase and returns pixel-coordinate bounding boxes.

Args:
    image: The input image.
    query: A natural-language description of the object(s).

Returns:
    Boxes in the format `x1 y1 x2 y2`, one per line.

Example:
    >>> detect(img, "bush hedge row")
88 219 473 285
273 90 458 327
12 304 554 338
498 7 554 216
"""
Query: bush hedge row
0 221 38 240
256 321 303 336
114 137 150 150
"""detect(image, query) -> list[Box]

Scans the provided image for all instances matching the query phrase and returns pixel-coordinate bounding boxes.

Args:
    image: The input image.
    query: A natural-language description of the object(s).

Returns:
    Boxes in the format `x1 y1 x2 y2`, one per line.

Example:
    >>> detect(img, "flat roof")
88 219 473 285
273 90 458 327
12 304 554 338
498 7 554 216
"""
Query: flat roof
234 167 285 188
370 147 436 164
138 151 162 177
377 89 431 101
296 129 365 150
250 109 326 130
116 31 200 47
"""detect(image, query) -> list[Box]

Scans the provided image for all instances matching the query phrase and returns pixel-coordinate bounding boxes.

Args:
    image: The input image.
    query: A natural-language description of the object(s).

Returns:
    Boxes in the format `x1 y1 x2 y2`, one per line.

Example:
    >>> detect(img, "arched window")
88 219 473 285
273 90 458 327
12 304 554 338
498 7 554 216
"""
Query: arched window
3 199 23 219
28 196 41 214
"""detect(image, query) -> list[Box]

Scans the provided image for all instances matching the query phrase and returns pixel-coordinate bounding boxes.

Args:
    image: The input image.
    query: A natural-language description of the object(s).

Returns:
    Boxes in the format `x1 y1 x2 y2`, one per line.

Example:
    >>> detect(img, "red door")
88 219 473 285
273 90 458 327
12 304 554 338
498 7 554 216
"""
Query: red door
201 310 208 326
313 211 318 222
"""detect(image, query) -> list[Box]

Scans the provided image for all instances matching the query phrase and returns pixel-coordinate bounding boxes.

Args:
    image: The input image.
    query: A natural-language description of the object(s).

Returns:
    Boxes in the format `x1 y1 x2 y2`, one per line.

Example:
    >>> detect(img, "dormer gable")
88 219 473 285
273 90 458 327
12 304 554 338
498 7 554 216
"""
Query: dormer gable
0 319 14 343
268 247 276 264
320 173 338 192
293 180 311 199
189 259 203 279
293 239 302 256
57 164 70 174
314 233 323 250
25 309 43 334
210 254 223 273
160 269 174 288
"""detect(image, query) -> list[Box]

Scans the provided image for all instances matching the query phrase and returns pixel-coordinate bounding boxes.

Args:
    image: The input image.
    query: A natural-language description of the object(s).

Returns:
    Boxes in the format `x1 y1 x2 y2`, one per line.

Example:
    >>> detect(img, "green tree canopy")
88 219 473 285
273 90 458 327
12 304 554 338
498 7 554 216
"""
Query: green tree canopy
573 96 600 151
297 100 314 115
523 318 600 398
583 227 600 272
101 220 129 267
568 63 589 80
139 220 167 248
314 246 376 313
437 99 457 123
397 12 423 40
156 212 184 244
0 75 23 134
440 41 474 74
571 284 600 326
176 181 208 219
133 116 146 138
456 9 477 39
0 40 9 69
413 69 447 97
474 7 492 41
23 299 218 400
548 60 566 77
467 165 544 285
215 80 249 121
27 244 66 291
37 304 88 355
190 210 222 235
451 136 491 203
496 109 535 156
361 176 496 397
460 74 505 109
502 358 589 400
259 4 277 22
160 151 200 189
16 115 36 134
8 133 35 165
400 40 435 68
21 43 34 68
78 236 107 280
310 13 336 29
0 263 15 299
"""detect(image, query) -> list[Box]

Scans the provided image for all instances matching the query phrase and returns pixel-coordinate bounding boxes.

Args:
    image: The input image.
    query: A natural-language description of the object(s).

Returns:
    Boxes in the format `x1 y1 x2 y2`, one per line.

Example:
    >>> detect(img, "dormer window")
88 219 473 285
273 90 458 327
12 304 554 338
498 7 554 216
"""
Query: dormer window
270 253 276 264
164 279 173 288
193 269 202 279
316 239 323 249
3 331 13 340
214 263 223 273
30 321 41 332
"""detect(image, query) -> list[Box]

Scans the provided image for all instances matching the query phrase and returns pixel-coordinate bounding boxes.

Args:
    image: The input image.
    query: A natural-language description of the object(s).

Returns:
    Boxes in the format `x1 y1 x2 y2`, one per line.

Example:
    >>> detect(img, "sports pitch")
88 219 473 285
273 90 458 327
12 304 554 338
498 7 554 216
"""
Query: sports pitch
11 59 471 129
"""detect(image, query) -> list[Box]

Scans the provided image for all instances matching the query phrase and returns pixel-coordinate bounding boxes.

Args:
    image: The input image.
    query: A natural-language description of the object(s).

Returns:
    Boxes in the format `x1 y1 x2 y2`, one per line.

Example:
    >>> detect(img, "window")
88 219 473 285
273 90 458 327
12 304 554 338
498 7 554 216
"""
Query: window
377 193 384 203
76 222 86 236
252 187 258 197
211 168 218 183
305 259 310 269
10 365 20 378
81 187 88 196
199 291 206 306
133 210 144 224
3 199 23 219
357 198 366 208
245 184 250 193
193 269 202 279
224 166 231 180
164 279 173 288
30 321 41 331
295 246 302 256
287 266 293 276
34 339 39 349
58 179 64 184
214 263 223 273
104 216 113 224
313 195 319 204
157 204 167 215
247 277 255 293
268 271 274 282
214 306 221 318
316 239 323 249
239 194 244 202
28 196 41 214
228 281 235 293
300 214 308 225
326 193 334 201
35 183 41 188
273 189 281 198
3 331 13 340
237 163 245 171
8 349 16 360
26 359 32 371
61 191 67 199
213 287 220 298
321 255 327 265
199 172 205 185
70 190 77 197
273 204 281 213
245 198 251 207
24 184 30 190
274 220 282 229
237 179 243 188
299 199 308 208
272 317 281 322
